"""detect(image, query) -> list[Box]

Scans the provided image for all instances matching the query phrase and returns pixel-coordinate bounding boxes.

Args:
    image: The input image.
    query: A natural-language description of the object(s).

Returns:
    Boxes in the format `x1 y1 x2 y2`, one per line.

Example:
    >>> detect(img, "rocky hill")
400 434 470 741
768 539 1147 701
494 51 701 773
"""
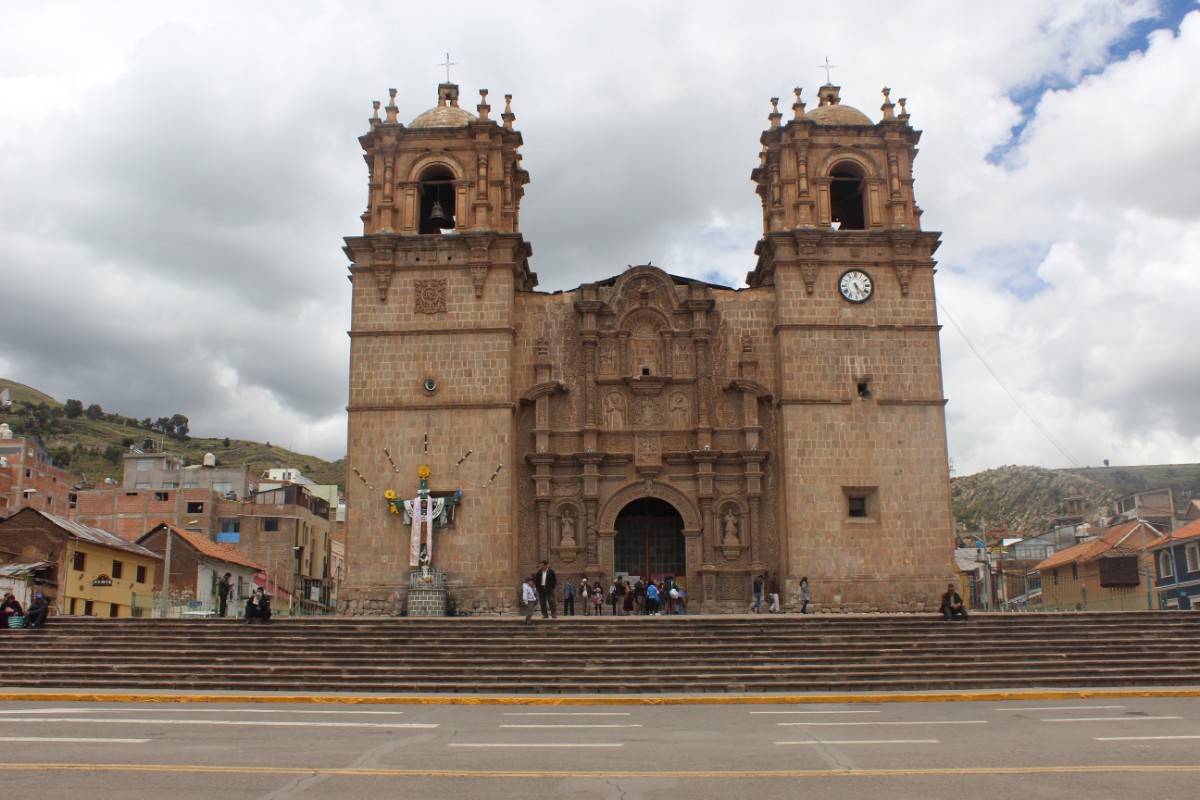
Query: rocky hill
0 378 345 489
952 463 1200 536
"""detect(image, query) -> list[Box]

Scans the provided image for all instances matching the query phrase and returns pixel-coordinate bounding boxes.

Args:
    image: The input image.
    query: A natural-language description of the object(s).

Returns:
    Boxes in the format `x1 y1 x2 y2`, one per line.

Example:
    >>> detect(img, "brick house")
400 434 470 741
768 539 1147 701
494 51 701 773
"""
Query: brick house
0 425 75 518
0 508 160 617
137 523 263 613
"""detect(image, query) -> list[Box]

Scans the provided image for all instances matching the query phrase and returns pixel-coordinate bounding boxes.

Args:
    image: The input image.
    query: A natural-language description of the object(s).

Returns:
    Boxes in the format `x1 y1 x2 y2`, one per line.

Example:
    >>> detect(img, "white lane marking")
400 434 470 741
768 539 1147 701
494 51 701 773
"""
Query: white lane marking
450 743 624 748
0 708 99 714
498 724 643 729
1040 716 1182 723
779 720 987 727
776 739 939 745
753 714 878 719
502 712 632 716
1095 735 1200 741
0 736 150 743
997 705 1125 712
7 717 436 729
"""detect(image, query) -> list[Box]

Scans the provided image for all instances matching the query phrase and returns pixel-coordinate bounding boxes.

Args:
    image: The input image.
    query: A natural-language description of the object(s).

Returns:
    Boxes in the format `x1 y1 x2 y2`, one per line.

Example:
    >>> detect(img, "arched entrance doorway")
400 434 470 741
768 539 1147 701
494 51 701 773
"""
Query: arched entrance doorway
614 498 685 581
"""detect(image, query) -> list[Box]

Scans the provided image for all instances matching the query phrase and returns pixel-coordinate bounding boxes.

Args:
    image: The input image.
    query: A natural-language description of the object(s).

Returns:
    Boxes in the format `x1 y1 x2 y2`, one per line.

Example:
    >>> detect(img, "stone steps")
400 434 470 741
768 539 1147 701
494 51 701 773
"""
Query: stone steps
2 612 1197 695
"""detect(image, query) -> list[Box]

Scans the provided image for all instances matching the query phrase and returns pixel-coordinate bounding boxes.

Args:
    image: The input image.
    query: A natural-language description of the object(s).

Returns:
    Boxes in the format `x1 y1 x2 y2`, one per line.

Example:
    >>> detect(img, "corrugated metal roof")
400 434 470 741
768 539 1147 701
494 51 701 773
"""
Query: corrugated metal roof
36 510 162 560
0 561 53 577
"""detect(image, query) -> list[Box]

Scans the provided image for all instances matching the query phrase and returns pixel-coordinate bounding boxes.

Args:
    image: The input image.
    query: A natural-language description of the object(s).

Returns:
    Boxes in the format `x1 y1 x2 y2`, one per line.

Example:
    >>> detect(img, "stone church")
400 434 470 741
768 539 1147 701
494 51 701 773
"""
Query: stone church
340 78 955 615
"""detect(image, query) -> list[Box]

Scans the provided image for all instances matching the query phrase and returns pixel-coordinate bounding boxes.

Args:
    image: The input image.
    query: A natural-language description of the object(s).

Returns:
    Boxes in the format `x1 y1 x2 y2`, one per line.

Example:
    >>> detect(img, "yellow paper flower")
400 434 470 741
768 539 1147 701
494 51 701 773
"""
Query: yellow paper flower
417 465 431 479
383 489 398 500
388 503 399 514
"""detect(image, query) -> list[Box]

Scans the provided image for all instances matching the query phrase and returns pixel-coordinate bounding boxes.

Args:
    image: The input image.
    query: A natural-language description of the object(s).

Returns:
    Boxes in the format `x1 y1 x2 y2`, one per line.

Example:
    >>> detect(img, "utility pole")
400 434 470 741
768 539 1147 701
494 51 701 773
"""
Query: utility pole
158 528 173 618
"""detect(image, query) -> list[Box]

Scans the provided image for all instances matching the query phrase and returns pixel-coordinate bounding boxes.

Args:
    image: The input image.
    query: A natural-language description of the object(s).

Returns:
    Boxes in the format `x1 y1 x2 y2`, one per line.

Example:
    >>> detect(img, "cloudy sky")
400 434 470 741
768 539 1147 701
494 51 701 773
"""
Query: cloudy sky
2 0 1197 476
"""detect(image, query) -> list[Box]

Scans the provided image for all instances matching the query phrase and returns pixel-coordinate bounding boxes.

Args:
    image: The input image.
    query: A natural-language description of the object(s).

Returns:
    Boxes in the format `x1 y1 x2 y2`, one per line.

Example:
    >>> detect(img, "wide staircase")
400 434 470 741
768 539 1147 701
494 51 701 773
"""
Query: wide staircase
2 612 1198 695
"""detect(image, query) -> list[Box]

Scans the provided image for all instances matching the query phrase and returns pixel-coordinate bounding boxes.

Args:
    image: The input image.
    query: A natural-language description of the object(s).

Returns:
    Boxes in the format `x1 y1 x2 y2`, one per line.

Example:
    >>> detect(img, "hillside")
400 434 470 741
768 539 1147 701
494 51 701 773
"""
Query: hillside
952 463 1200 536
0 378 345 489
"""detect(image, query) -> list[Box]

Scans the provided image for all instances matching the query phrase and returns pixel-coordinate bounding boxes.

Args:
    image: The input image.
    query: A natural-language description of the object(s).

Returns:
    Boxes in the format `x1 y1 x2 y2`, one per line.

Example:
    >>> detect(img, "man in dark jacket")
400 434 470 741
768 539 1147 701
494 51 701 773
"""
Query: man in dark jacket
940 583 969 620
217 572 232 617
534 560 557 619
25 593 50 628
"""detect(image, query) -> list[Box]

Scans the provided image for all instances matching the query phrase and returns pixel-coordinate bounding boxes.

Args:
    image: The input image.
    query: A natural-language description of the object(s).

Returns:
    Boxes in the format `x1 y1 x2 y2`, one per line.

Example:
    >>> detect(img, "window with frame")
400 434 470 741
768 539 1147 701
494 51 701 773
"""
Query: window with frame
263 517 280 532
186 501 204 514
843 486 879 521
1186 543 1199 574
112 560 123 580
1160 550 1174 578
136 565 147 583
154 491 169 501
72 551 86 571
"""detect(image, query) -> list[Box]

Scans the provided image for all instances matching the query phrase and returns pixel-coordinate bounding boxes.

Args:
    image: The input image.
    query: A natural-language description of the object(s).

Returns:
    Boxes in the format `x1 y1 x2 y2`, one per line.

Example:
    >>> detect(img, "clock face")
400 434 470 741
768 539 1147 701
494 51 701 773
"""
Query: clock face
839 269 874 303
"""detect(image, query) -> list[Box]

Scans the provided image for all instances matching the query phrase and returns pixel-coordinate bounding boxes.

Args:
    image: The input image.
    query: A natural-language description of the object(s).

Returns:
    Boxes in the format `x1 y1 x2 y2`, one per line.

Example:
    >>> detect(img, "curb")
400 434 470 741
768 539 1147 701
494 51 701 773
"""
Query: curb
4 688 1200 705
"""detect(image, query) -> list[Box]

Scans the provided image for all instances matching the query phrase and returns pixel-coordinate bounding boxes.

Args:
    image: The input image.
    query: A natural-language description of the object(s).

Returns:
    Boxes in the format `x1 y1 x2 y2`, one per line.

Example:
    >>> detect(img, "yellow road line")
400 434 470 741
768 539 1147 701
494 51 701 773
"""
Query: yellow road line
2 688 1200 705
2 763 1200 778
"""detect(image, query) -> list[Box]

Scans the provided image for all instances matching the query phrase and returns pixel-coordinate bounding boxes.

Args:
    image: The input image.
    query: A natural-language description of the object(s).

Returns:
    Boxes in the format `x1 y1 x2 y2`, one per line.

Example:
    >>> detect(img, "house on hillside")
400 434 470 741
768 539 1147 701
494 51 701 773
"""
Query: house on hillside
0 508 160 617
1108 488 1176 533
136 523 262 615
1147 517 1200 610
0 424 75 518
1033 521 1161 611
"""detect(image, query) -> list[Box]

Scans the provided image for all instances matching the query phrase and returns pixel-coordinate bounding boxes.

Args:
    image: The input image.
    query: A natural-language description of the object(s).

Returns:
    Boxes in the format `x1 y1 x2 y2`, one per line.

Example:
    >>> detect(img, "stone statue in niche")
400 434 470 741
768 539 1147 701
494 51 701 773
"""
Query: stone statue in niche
723 508 740 545
604 392 626 429
669 392 689 427
599 341 616 374
674 340 692 374
560 509 576 546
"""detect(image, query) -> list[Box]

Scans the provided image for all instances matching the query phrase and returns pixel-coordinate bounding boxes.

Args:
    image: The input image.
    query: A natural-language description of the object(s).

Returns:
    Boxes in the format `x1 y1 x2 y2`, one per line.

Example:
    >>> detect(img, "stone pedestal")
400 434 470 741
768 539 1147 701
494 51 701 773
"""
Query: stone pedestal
406 569 448 617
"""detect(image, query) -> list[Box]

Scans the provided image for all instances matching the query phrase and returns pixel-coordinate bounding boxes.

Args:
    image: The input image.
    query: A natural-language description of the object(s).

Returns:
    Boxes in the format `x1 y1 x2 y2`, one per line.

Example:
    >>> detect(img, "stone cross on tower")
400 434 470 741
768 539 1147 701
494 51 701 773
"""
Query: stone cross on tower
818 56 837 84
438 52 459 83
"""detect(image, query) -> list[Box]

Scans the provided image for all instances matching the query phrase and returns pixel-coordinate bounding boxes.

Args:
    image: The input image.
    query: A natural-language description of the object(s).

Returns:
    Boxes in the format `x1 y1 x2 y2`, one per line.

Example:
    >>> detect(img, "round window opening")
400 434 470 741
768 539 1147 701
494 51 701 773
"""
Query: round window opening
422 377 438 393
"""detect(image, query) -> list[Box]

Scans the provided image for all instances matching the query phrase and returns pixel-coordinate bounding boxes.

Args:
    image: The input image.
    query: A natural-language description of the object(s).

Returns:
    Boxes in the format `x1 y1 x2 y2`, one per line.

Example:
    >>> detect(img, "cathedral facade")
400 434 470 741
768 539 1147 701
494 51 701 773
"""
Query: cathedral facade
341 80 955 615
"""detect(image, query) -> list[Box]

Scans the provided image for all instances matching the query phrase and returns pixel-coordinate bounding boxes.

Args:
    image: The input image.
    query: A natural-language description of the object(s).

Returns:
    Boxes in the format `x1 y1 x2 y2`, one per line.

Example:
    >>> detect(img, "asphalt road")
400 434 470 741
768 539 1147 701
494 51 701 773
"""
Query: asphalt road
1 697 1198 799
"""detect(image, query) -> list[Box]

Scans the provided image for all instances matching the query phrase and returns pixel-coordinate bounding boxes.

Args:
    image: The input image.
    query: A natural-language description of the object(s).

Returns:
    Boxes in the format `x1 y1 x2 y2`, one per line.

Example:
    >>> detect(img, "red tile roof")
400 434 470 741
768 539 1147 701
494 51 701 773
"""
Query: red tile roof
1146 517 1200 549
142 523 263 571
1035 521 1157 571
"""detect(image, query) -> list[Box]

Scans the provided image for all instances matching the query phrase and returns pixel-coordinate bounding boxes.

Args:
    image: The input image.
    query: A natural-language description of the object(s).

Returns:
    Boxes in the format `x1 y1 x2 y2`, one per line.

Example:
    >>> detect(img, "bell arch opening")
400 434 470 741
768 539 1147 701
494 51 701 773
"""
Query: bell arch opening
418 165 457 234
614 498 686 582
829 160 866 230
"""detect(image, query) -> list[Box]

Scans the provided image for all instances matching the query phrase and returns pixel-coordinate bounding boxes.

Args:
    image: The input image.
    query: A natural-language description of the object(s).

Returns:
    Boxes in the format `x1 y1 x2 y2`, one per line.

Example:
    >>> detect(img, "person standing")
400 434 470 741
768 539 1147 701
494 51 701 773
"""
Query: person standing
593 584 604 616
563 577 576 617
217 572 232 618
768 573 781 613
521 576 538 625
799 576 811 614
646 581 660 615
580 577 591 616
751 574 764 613
534 560 558 619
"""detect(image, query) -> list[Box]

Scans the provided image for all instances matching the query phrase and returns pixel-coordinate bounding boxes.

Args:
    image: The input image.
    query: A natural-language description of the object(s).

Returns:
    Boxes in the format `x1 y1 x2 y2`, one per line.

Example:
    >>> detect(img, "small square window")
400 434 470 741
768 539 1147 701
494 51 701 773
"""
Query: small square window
843 487 879 521
136 565 147 583
112 560 123 580
186 501 204 514
72 551 86 571
155 491 169 502
263 517 280 532
848 497 868 518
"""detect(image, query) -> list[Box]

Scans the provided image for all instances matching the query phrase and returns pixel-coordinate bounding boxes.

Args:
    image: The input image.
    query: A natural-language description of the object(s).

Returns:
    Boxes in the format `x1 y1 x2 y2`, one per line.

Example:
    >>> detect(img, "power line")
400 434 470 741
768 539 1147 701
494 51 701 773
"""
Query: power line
937 298 1084 468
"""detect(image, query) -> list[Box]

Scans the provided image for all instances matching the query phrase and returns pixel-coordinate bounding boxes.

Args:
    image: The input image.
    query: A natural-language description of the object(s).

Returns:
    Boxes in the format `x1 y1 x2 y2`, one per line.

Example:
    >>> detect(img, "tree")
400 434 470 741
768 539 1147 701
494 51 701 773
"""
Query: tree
103 445 124 465
85 404 104 420
64 399 84 419
167 413 189 438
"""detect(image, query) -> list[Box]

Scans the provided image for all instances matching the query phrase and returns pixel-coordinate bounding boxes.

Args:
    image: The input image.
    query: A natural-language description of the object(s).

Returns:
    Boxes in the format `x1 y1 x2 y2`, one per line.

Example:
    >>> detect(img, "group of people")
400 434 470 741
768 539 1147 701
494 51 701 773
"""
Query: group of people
1 592 49 629
520 561 690 624
749 573 810 614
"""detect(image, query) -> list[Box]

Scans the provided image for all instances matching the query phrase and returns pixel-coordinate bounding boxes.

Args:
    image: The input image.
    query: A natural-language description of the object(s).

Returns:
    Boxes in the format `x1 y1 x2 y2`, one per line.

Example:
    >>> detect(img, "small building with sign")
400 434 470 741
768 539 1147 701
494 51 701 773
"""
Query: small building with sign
0 508 160 617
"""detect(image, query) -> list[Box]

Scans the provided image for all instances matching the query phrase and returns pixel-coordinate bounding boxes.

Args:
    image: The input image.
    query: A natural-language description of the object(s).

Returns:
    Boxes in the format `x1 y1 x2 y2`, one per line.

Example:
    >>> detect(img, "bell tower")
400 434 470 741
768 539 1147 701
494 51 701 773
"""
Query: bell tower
748 82 955 608
341 81 535 615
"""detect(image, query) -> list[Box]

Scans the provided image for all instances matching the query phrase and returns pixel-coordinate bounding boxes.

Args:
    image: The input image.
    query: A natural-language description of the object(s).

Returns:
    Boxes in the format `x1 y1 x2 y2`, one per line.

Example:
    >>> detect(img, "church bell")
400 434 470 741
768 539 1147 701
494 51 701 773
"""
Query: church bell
427 186 454 229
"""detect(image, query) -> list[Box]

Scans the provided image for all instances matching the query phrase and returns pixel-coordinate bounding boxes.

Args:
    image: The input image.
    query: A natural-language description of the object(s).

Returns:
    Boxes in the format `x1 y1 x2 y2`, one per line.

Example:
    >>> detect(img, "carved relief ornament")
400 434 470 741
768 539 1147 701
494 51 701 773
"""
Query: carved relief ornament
414 279 447 314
